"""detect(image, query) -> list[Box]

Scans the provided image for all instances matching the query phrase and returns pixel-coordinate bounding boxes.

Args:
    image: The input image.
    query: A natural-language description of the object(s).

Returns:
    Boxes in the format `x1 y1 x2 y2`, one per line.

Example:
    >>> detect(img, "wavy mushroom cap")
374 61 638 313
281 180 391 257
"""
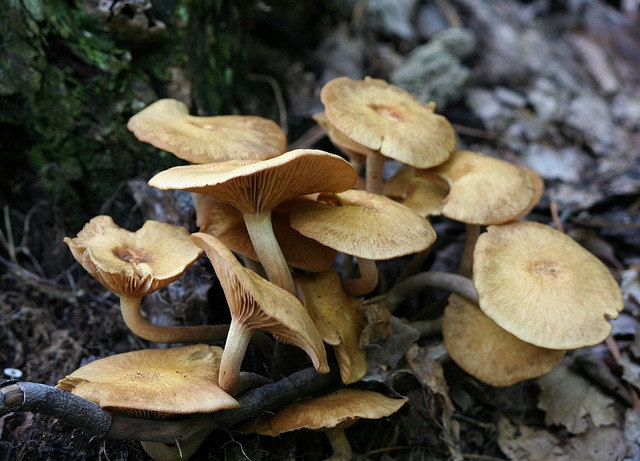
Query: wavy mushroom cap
419 150 541 225
321 76 456 168
191 232 329 374
289 189 437 260
443 294 565 387
148 149 357 214
64 215 202 298
56 344 239 417
241 388 407 435
295 270 367 384
127 98 286 163
473 221 624 349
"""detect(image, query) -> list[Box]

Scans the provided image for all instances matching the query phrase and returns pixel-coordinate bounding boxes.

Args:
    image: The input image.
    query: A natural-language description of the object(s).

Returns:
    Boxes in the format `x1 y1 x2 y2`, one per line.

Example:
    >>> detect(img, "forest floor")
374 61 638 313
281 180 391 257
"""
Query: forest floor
1 0 640 460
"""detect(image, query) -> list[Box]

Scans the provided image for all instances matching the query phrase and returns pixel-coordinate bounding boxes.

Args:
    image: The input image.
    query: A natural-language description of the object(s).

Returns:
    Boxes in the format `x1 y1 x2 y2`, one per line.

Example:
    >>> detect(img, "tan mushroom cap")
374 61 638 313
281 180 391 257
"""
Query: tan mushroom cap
321 76 456 169
312 112 369 164
127 98 286 163
148 149 357 214
56 344 239 417
443 294 565 387
419 150 540 225
64 215 202 298
241 388 407 435
191 232 329 375
473 221 624 349
289 189 436 260
295 270 367 384
196 196 337 273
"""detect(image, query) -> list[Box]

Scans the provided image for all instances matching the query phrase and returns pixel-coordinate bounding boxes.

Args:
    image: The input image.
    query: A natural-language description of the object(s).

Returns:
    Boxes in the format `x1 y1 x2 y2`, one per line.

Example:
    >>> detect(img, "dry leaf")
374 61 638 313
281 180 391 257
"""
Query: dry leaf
537 363 617 434
498 418 625 461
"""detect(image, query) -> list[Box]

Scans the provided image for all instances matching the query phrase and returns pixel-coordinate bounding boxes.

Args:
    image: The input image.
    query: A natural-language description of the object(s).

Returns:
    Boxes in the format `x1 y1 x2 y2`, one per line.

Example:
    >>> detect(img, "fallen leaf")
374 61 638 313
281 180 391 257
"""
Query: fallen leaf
537 363 617 434
498 418 625 461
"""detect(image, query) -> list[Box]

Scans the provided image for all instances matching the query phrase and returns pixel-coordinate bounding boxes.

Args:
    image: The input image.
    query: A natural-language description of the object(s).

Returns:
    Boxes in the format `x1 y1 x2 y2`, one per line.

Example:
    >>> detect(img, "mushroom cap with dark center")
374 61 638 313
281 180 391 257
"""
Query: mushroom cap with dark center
321 76 456 168
56 344 239 417
289 189 436 260
191 232 329 374
127 98 286 163
148 149 357 215
443 294 565 387
473 221 623 349
64 215 202 298
418 150 539 225
241 388 407 435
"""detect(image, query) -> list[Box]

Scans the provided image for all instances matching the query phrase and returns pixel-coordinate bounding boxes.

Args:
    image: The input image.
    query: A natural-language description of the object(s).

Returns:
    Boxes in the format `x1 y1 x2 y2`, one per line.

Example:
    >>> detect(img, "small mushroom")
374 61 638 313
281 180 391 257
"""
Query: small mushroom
64 216 227 343
127 98 286 163
191 232 329 394
56 344 239 417
289 189 437 295
443 294 565 386
240 388 407 461
57 344 239 461
473 221 624 349
295 269 368 384
149 149 357 294
321 76 456 193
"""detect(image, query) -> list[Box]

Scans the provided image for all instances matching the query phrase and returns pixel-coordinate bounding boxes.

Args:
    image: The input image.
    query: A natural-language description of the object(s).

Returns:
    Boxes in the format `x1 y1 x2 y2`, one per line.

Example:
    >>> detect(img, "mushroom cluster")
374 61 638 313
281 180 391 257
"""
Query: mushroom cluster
51 76 623 459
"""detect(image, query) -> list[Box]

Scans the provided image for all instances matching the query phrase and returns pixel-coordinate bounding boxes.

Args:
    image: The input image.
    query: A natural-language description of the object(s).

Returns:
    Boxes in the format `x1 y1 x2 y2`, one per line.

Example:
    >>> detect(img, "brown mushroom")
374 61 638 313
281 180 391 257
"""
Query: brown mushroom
64 216 227 343
191 232 329 394
127 98 286 163
473 221 624 349
240 388 407 461
289 188 437 295
295 269 368 384
321 76 456 193
443 294 565 386
148 149 357 294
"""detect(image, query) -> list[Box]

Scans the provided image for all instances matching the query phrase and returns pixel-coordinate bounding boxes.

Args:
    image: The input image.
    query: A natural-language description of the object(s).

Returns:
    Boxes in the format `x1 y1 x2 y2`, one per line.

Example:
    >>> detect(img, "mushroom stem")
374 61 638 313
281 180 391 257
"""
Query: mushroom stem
141 430 213 461
385 271 478 313
119 296 229 343
344 258 379 296
324 427 353 461
458 223 480 277
218 320 254 394
243 211 296 294
365 151 386 194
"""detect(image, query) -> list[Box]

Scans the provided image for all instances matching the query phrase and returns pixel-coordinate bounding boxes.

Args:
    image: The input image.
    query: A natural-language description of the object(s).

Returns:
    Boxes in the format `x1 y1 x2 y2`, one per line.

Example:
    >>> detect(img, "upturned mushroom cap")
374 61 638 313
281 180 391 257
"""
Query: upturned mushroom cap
148 149 357 213
191 232 329 375
196 196 337 273
312 111 369 165
443 294 565 387
418 150 540 225
241 388 407 435
321 76 456 169
64 215 202 298
295 270 368 384
289 189 436 260
127 98 286 163
56 344 239 417
473 221 624 349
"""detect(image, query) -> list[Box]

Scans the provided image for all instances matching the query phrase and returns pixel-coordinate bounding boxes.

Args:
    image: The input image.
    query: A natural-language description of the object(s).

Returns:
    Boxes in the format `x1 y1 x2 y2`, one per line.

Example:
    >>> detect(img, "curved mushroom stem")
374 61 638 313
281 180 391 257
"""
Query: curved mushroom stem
218 320 254 394
344 258 379 296
365 151 386 195
324 427 353 461
385 271 478 313
119 296 229 343
243 211 296 294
